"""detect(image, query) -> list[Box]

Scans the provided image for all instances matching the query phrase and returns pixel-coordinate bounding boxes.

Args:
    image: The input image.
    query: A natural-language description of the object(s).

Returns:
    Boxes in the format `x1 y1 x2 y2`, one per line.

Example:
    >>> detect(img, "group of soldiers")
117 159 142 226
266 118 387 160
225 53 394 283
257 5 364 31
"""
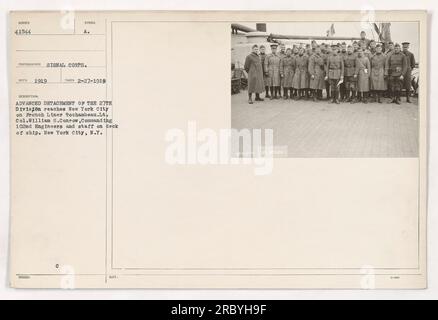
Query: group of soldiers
243 31 416 105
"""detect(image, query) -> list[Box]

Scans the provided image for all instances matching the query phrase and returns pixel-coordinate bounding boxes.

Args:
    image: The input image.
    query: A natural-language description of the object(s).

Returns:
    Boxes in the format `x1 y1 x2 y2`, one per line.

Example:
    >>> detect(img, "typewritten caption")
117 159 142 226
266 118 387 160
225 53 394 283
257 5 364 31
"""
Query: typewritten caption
14 98 117 136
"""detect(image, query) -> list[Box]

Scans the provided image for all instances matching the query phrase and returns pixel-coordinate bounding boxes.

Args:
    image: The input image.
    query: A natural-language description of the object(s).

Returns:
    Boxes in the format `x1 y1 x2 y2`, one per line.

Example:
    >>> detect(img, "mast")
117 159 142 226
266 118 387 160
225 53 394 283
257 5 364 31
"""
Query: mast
373 23 392 43
269 34 361 41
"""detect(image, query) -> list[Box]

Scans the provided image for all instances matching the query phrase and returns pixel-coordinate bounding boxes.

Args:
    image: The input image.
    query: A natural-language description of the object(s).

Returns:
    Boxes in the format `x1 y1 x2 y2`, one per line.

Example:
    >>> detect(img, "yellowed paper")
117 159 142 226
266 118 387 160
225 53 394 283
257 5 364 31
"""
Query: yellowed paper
9 11 427 289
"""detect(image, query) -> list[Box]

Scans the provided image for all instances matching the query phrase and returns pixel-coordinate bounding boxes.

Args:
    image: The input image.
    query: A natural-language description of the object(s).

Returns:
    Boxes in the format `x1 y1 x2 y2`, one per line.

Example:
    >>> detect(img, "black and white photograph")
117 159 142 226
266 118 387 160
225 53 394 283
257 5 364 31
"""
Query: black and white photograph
231 21 419 157
1 3 436 300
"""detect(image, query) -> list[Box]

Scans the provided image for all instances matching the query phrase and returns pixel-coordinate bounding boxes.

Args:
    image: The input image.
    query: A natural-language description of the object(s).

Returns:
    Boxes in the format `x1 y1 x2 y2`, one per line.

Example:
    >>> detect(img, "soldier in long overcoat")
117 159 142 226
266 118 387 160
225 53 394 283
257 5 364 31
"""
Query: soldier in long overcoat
292 47 309 100
343 45 358 103
304 46 313 98
355 49 371 103
308 46 325 101
278 43 287 97
290 46 300 98
244 44 265 104
279 48 296 99
369 44 387 103
259 45 271 98
385 43 407 104
325 45 344 104
264 43 282 99
402 42 416 103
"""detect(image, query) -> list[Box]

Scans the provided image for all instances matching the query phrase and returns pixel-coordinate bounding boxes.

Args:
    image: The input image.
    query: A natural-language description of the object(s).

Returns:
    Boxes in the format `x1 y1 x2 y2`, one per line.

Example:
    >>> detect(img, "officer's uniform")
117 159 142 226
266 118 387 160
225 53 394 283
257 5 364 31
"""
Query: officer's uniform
278 50 287 96
339 50 348 99
385 48 407 104
308 53 325 100
343 52 357 102
259 52 270 90
264 44 282 99
369 50 387 103
264 53 281 87
244 52 264 95
384 48 394 97
304 51 312 93
370 52 387 91
292 54 309 98
355 56 370 93
325 52 344 103
322 51 331 99
279 55 296 99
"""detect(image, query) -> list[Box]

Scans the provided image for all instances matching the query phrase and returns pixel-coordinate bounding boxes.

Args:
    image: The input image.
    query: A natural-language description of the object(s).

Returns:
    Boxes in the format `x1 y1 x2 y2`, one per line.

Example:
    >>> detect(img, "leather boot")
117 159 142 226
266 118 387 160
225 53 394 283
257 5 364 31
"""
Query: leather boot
274 87 278 99
395 92 401 105
265 86 271 99
350 91 355 104
248 93 253 104
255 93 264 101
283 90 289 100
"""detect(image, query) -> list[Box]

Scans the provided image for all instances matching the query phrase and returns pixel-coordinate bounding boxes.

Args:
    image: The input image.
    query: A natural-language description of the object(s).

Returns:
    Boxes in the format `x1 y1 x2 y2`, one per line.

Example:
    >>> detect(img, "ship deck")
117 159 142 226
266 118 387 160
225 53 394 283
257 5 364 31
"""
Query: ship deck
231 91 419 157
